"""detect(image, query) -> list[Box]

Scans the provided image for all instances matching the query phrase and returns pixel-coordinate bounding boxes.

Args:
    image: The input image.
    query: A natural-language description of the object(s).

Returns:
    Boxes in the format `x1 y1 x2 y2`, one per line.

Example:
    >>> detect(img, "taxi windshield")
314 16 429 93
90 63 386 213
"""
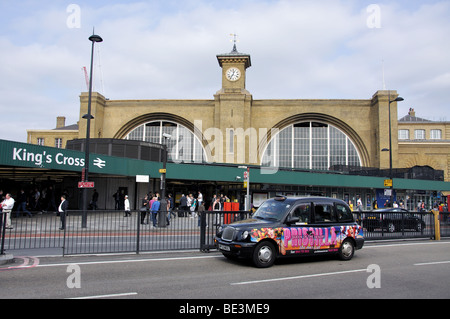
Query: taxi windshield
253 199 291 221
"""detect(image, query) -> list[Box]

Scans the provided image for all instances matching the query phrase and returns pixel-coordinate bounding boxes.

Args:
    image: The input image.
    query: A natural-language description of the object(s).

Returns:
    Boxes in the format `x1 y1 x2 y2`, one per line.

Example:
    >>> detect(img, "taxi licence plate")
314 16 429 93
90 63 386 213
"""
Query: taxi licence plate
219 244 230 251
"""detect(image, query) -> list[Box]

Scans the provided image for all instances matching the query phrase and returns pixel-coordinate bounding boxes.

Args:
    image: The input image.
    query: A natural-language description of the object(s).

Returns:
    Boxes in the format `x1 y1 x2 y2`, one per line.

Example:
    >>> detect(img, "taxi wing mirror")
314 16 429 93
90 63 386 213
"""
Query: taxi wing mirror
286 216 300 225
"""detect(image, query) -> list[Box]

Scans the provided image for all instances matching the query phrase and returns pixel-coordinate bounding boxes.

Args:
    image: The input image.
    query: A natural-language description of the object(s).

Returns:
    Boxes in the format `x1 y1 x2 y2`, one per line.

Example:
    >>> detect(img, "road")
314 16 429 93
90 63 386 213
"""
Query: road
1 240 449 302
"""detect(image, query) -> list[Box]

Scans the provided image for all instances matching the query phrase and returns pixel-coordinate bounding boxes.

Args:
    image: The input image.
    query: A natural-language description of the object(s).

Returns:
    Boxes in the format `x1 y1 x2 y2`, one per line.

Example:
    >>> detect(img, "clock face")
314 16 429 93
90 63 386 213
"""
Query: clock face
226 67 241 81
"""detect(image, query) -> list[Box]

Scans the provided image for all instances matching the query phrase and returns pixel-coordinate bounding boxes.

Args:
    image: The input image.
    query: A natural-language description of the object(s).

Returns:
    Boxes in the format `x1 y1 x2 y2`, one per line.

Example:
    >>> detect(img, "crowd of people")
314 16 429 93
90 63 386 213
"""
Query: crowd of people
135 191 235 228
0 187 68 230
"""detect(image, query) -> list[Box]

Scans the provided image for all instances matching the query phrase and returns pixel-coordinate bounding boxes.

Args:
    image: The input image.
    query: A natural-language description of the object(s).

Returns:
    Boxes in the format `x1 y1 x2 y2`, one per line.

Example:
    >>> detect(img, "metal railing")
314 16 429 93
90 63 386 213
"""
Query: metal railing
357 211 435 240
1 209 448 256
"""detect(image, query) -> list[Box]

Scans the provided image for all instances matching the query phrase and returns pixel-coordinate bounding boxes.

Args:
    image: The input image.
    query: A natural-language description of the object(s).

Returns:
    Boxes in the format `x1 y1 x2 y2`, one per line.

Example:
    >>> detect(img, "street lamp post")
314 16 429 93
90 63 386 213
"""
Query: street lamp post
81 32 103 228
383 95 404 206
158 133 171 228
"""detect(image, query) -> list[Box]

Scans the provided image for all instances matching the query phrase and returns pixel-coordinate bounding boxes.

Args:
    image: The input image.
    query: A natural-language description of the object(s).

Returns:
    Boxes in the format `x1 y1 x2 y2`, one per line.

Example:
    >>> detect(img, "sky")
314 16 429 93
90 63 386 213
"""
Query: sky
1 0 449 143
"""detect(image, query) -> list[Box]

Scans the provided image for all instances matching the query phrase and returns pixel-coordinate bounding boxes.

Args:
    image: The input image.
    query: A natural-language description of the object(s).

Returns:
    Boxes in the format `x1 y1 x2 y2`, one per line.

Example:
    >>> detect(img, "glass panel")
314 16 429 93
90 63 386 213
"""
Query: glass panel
262 121 361 170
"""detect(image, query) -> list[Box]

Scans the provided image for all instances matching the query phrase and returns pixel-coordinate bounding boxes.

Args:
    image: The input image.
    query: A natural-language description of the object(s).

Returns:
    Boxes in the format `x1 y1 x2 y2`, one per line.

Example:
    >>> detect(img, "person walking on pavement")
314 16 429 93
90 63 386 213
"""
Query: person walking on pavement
1 193 15 229
197 201 206 227
58 195 68 230
179 194 188 217
168 193 175 221
150 196 160 228
16 189 32 218
91 189 99 210
124 195 131 217
140 195 149 224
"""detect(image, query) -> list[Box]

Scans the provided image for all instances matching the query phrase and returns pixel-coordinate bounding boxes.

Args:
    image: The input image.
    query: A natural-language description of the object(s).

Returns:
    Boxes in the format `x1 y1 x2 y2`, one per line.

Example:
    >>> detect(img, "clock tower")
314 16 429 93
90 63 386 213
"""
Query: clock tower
216 43 251 93
214 43 253 164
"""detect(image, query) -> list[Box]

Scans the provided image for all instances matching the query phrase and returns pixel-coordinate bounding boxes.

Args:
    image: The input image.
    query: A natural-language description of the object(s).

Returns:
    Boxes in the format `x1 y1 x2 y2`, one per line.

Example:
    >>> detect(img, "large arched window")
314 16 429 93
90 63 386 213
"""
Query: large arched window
262 122 361 170
126 121 206 163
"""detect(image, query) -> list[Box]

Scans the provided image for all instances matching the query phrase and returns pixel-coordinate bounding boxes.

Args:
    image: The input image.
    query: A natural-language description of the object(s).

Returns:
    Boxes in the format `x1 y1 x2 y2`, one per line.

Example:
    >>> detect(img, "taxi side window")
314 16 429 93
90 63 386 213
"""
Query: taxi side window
336 203 354 222
314 203 336 223
292 203 311 223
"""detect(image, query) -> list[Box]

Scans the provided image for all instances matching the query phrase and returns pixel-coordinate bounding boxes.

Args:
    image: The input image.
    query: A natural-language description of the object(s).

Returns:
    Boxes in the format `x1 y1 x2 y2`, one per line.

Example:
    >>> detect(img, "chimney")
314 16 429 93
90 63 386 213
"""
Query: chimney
408 108 416 117
56 116 66 128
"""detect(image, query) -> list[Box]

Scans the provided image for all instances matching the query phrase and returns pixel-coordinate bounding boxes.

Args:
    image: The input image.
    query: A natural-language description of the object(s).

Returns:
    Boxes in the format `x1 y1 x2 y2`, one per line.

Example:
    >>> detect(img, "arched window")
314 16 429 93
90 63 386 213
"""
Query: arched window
262 122 361 170
126 121 206 163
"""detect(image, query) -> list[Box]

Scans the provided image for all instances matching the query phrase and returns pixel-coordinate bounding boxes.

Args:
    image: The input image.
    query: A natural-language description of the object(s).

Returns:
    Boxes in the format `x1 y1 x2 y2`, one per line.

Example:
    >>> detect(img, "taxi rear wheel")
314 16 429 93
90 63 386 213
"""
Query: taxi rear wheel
252 241 276 268
338 239 355 261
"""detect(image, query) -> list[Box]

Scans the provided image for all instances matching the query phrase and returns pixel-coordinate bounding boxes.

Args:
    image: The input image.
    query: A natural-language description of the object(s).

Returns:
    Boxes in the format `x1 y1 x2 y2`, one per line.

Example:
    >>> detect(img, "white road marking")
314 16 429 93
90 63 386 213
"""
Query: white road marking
414 260 450 266
67 292 138 299
230 269 368 285
36 255 221 268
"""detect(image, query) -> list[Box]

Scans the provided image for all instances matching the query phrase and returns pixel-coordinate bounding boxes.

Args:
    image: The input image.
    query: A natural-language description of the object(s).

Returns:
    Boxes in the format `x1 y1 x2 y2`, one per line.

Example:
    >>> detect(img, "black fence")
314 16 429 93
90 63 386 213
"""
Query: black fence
357 211 437 240
0 210 250 255
1 210 449 256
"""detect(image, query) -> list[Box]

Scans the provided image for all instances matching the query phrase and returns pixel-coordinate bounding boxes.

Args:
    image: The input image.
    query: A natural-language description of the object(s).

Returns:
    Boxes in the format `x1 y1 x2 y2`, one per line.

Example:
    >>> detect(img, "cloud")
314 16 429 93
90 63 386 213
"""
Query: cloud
0 0 449 143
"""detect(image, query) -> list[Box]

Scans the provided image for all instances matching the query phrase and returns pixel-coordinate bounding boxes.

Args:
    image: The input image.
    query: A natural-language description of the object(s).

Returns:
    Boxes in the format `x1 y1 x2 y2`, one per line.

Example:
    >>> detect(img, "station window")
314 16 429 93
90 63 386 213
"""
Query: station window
126 121 206 163
55 138 63 149
430 129 442 140
398 129 410 140
414 129 426 140
262 121 361 170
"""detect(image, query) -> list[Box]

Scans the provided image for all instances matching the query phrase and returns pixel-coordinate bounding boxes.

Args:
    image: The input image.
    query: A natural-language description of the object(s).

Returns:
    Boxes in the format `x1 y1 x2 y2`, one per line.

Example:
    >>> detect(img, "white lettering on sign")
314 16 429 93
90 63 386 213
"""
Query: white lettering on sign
12 147 85 168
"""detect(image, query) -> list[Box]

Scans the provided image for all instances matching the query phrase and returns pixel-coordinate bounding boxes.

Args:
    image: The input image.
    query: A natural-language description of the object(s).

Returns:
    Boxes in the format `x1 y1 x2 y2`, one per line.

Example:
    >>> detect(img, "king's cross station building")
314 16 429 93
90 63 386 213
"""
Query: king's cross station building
3 44 449 211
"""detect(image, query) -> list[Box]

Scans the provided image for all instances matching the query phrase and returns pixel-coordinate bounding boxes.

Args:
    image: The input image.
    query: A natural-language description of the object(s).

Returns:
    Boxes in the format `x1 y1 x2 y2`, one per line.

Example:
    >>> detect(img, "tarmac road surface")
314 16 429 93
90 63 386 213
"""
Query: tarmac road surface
1 239 449 301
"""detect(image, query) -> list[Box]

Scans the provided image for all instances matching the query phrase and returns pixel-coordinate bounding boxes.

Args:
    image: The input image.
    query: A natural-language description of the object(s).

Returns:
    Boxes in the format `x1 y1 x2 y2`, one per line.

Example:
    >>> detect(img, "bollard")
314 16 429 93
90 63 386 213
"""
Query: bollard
432 209 441 241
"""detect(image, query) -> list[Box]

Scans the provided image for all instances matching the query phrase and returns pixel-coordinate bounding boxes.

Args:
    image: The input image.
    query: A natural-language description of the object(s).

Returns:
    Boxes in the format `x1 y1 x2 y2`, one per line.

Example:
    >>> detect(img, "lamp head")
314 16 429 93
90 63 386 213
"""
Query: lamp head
89 34 103 43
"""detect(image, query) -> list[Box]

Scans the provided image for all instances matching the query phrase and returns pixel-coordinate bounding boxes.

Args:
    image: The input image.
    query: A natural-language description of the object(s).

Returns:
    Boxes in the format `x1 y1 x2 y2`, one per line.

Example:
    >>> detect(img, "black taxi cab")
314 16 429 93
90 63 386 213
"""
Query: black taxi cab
215 196 364 267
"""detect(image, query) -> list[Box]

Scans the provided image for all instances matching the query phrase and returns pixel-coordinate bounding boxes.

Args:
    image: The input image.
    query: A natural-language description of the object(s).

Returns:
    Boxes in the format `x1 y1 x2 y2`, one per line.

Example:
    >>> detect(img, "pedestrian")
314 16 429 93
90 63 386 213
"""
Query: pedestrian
197 201 205 227
151 196 160 228
197 191 203 207
1 193 15 229
190 194 197 218
147 195 156 224
140 195 149 224
179 194 188 217
91 189 99 210
113 190 120 210
16 189 32 218
124 195 131 217
187 193 193 214
46 186 57 213
33 188 41 211
168 193 175 220
212 197 221 226
58 195 68 230
356 196 363 212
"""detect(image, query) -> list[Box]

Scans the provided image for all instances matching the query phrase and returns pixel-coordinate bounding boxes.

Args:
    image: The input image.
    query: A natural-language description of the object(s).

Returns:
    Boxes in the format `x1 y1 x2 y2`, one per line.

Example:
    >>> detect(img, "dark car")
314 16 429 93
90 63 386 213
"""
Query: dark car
214 196 364 268
362 208 426 233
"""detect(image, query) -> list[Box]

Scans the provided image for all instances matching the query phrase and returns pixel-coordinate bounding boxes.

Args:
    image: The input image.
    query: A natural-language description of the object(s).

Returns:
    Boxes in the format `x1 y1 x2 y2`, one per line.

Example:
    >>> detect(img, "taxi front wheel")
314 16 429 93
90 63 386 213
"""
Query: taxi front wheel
338 239 355 261
252 241 276 268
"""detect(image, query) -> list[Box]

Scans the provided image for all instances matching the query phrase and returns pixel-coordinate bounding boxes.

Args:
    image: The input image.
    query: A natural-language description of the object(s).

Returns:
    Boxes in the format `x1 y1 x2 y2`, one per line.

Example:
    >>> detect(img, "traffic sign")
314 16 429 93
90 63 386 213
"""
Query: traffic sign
78 181 95 189
384 179 393 187
159 169 167 174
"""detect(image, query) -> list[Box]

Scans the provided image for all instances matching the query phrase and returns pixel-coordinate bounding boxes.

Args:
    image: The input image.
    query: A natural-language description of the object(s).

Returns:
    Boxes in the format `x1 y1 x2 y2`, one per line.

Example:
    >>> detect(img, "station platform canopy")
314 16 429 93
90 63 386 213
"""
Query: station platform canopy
1 139 450 192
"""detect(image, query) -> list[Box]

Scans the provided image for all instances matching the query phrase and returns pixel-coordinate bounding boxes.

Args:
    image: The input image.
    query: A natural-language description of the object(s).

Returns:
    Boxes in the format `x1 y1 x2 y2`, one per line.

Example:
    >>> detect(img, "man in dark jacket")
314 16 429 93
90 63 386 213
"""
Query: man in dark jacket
179 194 188 217
58 195 69 230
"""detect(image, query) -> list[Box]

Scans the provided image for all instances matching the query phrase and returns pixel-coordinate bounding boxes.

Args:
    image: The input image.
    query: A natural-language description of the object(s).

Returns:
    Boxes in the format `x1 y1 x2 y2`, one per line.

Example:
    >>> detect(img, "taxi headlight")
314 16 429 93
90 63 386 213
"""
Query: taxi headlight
241 230 249 240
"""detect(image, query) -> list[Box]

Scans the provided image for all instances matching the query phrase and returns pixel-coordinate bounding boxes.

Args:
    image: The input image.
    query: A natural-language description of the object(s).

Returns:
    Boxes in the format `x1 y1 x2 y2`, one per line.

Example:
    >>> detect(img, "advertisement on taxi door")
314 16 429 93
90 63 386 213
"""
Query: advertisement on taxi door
250 225 363 255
